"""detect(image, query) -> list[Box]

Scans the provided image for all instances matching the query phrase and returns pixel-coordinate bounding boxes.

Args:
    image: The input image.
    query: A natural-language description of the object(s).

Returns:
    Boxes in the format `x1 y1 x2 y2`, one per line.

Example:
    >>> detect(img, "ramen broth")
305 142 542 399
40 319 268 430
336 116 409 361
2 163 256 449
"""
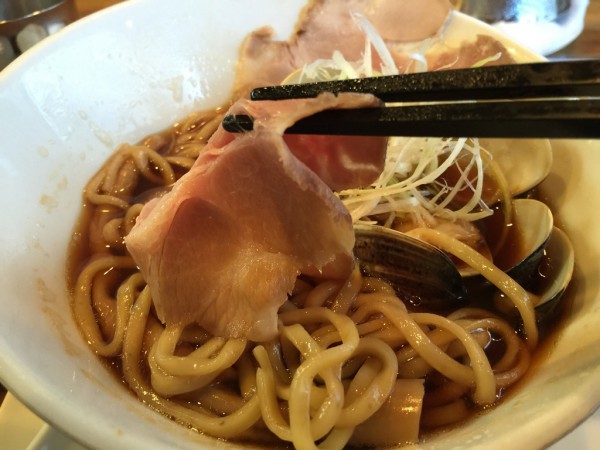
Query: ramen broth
67 103 568 448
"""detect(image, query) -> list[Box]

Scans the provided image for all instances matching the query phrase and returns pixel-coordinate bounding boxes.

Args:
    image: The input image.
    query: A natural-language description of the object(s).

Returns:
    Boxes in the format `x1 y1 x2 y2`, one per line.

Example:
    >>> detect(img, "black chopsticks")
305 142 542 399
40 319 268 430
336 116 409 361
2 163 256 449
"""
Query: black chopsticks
222 59 600 139
251 59 600 102
223 99 600 138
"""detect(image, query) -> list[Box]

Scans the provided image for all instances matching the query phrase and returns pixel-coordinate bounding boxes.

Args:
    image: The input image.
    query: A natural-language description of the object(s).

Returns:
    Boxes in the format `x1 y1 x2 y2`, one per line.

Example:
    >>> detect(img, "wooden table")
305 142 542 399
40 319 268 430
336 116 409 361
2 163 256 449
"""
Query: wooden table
77 0 600 59
551 0 600 58
75 0 122 17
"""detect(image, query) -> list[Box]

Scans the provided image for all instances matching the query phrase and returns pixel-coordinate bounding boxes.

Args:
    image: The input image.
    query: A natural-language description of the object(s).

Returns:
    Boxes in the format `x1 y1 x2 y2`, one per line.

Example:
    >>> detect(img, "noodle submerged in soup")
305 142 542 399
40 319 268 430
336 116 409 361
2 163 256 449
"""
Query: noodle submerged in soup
67 2 571 448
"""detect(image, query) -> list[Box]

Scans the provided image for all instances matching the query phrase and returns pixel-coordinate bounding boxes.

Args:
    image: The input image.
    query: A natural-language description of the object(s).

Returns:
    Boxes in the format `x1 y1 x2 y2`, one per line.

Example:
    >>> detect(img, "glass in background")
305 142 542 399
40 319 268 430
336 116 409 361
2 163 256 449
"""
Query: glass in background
0 0 78 70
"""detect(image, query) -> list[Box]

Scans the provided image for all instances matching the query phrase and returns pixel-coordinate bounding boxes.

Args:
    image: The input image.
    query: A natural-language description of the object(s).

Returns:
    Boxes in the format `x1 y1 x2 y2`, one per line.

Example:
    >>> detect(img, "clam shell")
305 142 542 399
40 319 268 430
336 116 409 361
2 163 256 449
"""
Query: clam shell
534 226 575 309
481 138 553 198
494 226 574 327
353 223 466 309
461 198 553 281
504 198 554 282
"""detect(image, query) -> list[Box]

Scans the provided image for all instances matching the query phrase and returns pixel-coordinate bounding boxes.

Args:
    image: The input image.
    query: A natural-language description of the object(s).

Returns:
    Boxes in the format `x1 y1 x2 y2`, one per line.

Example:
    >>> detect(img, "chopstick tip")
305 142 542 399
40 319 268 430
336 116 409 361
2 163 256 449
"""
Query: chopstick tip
222 114 254 133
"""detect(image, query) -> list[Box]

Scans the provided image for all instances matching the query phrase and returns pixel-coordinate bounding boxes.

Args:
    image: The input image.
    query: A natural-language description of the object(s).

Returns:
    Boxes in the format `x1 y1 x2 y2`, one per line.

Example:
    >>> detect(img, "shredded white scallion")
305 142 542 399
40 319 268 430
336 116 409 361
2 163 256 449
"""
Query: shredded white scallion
341 137 492 224
353 13 399 76
472 52 502 68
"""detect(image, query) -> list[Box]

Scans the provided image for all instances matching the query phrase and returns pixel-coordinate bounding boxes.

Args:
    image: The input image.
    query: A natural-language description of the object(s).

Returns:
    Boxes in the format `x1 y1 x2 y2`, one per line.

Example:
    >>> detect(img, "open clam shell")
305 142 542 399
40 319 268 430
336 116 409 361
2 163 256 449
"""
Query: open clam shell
495 226 574 328
353 223 466 309
354 198 556 312
461 198 554 282
500 198 554 281
533 226 575 311
481 138 553 201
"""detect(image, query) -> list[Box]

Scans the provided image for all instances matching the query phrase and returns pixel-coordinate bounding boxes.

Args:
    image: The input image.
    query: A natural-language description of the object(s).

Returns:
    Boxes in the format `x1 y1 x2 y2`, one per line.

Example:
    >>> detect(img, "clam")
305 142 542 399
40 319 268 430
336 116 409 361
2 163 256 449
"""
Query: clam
532 227 575 327
502 198 554 281
534 227 575 308
353 223 466 309
351 134 565 322
480 138 553 203
465 198 554 281
494 226 575 327
353 199 566 316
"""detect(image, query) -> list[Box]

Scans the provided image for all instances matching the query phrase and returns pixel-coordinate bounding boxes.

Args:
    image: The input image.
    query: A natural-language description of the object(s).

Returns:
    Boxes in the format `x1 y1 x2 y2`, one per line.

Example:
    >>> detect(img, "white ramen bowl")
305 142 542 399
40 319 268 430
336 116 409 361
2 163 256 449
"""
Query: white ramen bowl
0 0 599 449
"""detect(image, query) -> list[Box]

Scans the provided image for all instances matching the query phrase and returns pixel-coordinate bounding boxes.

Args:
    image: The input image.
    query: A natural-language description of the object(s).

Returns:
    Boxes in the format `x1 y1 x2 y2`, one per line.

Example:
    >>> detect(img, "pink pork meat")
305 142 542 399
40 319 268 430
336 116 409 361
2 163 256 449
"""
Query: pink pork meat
234 0 451 96
125 93 386 342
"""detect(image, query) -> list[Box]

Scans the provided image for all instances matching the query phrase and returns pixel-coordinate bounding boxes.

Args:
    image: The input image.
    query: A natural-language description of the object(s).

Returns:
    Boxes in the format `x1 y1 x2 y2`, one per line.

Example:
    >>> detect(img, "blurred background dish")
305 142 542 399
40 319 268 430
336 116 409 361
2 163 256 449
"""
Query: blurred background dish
458 0 571 23
0 0 78 69
454 0 590 55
